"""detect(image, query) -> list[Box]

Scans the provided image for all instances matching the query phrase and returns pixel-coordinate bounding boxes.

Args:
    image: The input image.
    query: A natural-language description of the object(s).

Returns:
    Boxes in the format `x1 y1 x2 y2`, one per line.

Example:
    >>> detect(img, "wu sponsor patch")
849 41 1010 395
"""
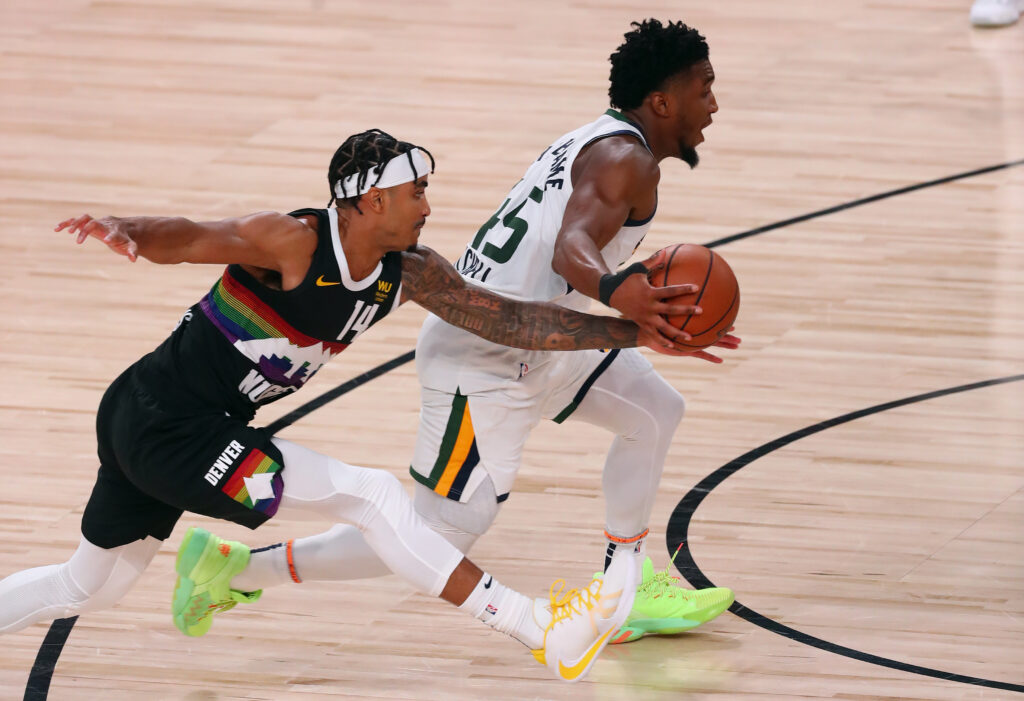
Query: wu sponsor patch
221 448 283 516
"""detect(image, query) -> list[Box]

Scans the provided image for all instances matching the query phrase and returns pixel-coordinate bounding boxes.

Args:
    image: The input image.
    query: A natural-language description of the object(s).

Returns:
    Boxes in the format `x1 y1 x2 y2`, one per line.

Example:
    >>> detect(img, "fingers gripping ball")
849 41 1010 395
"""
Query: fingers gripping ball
649 244 740 350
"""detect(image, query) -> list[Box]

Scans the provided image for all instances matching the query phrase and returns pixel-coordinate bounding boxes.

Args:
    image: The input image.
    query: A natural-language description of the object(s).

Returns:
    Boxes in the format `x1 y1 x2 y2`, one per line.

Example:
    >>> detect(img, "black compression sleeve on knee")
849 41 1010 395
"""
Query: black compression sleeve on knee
598 262 649 306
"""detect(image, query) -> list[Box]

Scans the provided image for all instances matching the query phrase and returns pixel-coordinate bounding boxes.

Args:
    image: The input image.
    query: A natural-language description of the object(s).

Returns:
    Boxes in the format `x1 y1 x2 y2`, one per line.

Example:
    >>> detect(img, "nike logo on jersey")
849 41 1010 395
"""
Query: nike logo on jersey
316 275 341 287
483 576 493 589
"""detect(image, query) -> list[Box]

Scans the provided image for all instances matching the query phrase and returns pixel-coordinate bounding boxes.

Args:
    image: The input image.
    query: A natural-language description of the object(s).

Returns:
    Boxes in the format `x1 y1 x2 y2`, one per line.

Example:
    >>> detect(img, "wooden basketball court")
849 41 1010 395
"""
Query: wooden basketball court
1 1 1021 699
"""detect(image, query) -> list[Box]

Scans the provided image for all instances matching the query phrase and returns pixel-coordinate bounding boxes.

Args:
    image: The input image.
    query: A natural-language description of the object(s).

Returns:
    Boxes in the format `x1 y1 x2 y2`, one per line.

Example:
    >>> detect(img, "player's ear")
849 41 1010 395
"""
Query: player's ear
647 90 671 118
364 186 386 213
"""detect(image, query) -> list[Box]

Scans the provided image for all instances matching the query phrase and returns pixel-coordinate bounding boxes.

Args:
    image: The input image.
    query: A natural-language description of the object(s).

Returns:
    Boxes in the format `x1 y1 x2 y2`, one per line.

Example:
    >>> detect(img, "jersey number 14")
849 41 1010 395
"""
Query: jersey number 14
337 300 379 342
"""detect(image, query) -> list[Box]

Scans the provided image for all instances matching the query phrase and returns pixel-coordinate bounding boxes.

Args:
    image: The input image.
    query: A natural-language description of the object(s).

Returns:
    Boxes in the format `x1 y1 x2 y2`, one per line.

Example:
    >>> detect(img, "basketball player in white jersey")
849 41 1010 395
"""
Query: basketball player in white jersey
210 21 740 647
0 129 707 682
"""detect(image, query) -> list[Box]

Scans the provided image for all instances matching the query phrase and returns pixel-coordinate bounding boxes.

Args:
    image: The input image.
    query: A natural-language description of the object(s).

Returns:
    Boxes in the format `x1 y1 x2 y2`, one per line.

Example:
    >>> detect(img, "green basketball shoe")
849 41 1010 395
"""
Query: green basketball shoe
172 527 262 637
605 556 734 644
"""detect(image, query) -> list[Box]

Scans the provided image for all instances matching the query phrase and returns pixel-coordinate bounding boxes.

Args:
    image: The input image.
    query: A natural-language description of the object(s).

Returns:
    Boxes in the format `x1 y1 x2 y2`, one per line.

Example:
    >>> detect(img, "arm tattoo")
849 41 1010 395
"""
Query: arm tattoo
401 247 640 351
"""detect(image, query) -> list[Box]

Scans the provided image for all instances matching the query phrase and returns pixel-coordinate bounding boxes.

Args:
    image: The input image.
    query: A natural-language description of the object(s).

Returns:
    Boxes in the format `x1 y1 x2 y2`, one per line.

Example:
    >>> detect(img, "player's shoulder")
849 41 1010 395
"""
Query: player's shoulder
233 210 313 234
398 245 463 303
400 244 447 271
235 210 318 256
575 135 659 192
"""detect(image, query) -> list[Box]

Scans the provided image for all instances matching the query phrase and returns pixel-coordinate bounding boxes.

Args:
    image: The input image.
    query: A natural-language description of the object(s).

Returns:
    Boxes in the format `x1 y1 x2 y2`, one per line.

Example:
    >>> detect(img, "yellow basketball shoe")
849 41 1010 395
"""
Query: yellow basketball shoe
530 551 638 682
608 556 734 644
172 527 261 637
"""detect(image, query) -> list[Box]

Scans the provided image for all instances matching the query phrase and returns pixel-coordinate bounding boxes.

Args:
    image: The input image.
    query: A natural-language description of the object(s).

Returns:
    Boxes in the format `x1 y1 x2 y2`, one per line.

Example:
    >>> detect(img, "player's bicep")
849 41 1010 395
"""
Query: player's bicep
182 212 310 270
400 245 465 306
559 144 657 249
558 176 634 251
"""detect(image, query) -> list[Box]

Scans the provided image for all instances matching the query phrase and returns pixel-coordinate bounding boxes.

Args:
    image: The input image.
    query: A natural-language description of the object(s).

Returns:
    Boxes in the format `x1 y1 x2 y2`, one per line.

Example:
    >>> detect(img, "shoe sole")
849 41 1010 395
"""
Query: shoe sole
609 596 734 644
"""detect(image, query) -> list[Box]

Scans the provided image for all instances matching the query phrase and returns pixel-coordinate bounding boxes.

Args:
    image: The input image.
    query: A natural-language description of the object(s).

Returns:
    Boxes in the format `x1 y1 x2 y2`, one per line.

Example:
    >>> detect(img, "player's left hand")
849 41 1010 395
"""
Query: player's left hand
683 329 742 363
56 214 139 262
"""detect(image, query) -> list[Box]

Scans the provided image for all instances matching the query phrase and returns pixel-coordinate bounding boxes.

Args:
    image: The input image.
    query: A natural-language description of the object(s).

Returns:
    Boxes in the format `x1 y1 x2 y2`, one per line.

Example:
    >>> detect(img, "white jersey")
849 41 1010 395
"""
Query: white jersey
419 110 657 393
452 109 655 312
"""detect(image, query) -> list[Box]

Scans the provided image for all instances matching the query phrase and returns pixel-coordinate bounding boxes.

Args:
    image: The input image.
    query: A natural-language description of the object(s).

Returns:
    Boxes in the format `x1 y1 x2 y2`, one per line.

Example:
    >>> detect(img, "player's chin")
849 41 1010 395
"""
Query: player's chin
679 143 700 169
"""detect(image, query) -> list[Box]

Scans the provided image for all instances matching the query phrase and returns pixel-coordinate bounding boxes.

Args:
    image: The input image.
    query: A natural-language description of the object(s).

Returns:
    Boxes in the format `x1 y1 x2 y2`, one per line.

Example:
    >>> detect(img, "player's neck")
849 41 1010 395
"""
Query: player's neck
335 209 387 280
619 109 674 163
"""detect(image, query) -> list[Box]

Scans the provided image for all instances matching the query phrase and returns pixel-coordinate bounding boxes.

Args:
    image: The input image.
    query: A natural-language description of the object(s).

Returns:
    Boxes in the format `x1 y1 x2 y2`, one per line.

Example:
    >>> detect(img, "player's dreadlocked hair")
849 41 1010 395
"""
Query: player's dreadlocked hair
327 129 436 211
608 20 709 111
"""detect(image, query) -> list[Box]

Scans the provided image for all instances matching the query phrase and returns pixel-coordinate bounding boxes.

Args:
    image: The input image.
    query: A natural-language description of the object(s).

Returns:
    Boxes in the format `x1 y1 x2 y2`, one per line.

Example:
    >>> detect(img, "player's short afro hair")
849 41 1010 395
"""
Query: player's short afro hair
608 19 709 111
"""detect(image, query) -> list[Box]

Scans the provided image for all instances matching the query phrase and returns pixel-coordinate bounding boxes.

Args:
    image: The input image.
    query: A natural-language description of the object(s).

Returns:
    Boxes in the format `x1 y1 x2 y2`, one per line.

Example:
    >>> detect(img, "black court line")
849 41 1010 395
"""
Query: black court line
22 356 417 701
263 350 416 435
23 617 77 701
25 157 1024 698
666 374 1024 694
704 158 1024 248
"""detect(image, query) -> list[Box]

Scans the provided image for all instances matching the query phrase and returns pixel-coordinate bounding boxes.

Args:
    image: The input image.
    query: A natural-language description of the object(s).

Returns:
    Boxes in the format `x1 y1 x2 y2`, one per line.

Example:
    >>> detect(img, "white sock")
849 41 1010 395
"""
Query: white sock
458 573 548 650
231 542 294 592
231 525 396 592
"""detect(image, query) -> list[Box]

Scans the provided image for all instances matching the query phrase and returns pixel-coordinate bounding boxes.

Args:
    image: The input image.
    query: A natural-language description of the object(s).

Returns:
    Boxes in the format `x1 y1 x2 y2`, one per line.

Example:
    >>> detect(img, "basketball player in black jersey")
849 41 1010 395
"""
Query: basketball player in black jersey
0 129 700 682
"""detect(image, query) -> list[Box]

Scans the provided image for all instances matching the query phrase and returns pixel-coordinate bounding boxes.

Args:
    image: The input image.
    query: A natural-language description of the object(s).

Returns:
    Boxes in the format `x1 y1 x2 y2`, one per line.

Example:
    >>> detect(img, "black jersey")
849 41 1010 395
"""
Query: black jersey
134 208 404 420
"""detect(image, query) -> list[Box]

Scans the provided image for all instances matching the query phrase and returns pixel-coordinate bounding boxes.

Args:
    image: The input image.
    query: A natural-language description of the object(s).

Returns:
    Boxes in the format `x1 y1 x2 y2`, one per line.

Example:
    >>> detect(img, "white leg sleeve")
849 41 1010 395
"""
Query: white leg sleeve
238 472 501 590
272 438 465 597
567 350 686 539
0 535 160 634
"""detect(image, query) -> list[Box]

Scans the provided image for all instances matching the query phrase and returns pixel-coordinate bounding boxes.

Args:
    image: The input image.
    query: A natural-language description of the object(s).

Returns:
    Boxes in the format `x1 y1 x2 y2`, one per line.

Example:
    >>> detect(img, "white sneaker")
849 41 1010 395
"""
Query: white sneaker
530 551 638 683
970 0 1021 26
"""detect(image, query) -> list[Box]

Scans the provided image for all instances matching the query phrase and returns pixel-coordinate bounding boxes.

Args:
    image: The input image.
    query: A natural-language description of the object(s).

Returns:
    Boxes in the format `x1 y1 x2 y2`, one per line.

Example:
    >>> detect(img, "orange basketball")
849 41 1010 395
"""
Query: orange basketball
648 243 740 350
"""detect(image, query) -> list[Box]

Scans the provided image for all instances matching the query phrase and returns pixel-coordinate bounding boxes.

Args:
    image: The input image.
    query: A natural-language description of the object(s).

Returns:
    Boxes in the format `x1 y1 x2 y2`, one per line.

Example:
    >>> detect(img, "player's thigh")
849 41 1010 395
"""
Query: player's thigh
81 466 182 550
539 348 630 424
119 407 287 532
563 348 685 435
411 384 543 503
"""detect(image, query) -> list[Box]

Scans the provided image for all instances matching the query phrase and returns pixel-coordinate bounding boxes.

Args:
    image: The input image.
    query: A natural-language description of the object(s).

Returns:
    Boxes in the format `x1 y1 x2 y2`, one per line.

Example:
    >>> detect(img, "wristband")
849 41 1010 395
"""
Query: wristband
598 262 649 306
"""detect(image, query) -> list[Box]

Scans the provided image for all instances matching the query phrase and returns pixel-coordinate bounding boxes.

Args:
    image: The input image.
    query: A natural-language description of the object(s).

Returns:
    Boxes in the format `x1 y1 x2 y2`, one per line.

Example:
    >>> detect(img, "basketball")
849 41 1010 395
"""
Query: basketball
648 243 740 350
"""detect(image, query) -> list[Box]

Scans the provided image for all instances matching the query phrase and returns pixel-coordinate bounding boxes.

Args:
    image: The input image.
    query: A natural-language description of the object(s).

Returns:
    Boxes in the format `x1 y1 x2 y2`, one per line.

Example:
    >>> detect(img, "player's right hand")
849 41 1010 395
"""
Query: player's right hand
56 214 139 262
608 272 701 347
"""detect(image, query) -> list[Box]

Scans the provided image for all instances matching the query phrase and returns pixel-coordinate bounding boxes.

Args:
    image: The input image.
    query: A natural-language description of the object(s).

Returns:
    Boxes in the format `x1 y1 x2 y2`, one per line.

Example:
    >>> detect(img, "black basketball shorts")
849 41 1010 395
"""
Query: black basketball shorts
82 368 285 549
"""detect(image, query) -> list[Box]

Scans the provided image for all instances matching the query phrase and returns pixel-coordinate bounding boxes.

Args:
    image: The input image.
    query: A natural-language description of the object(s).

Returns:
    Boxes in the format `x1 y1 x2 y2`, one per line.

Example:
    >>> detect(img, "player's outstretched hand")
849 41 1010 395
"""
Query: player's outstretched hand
609 272 701 347
683 329 743 363
56 214 139 261
640 327 742 361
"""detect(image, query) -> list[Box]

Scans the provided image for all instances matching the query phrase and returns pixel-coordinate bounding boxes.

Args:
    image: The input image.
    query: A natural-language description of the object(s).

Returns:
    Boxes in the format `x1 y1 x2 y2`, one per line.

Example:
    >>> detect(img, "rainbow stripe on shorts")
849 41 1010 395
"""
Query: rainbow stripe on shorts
221 448 283 516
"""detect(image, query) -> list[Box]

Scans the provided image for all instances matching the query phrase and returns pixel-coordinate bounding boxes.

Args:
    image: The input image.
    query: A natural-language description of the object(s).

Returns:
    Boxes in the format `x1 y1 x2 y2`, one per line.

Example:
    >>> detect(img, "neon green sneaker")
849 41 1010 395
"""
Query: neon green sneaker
604 555 734 644
172 527 262 637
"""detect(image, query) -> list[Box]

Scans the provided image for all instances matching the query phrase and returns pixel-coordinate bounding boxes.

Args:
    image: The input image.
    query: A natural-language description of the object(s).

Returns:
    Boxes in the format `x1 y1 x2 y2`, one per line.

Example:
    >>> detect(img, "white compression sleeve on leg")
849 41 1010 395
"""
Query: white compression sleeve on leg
273 438 465 598
234 475 500 591
0 535 159 634
232 524 392 591
568 349 686 540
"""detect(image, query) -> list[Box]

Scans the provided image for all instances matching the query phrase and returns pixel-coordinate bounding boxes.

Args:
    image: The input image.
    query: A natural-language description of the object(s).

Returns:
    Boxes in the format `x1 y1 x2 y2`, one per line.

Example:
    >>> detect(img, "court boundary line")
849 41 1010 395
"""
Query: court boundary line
23 157 1024 698
666 375 1024 694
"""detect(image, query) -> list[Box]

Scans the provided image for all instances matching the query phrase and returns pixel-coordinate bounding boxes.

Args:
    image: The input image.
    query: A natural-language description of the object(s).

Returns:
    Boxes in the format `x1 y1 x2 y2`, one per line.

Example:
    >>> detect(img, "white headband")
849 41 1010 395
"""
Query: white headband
334 148 430 199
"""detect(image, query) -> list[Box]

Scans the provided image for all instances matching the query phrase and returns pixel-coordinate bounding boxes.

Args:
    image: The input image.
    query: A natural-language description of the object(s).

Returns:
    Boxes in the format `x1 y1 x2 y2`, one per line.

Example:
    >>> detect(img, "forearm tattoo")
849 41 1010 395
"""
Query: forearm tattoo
401 248 639 351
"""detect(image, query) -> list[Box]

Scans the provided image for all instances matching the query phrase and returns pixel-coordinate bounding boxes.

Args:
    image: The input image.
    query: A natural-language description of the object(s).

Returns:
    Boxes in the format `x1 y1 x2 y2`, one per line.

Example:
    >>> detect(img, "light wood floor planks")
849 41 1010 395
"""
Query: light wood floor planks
1 1 1022 699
